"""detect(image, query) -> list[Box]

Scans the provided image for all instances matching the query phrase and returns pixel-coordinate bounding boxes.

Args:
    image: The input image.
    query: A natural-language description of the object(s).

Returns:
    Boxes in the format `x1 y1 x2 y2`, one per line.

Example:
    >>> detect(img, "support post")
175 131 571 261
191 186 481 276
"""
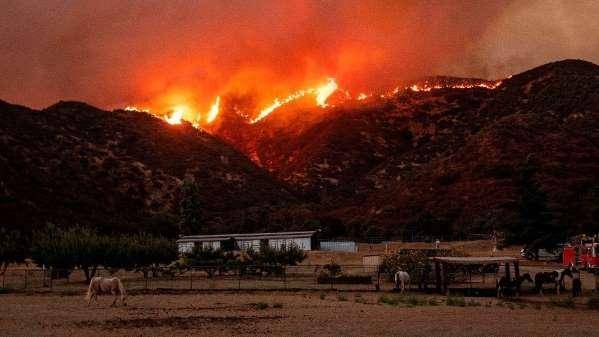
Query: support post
376 265 380 291
442 263 449 294
504 262 511 282
435 261 442 293
514 261 521 294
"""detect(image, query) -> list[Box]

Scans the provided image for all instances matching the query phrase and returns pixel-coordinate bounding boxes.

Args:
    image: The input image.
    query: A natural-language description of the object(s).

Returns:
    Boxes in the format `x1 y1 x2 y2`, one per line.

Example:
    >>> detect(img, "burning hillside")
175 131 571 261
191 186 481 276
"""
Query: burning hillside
121 75 505 135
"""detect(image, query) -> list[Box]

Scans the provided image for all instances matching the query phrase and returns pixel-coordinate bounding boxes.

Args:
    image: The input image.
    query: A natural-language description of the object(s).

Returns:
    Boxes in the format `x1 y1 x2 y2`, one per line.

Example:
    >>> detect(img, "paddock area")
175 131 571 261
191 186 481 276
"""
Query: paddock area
1 290 598 337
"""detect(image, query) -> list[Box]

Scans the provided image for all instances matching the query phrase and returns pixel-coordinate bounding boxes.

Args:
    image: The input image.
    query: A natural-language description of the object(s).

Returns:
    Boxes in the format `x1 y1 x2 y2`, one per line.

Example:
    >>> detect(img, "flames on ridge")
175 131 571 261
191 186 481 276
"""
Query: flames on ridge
250 78 338 124
123 76 504 128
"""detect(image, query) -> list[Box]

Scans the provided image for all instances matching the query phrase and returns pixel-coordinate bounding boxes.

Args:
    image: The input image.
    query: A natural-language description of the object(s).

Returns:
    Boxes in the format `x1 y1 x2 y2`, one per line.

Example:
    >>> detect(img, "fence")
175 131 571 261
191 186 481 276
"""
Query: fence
0 265 386 292
319 241 357 252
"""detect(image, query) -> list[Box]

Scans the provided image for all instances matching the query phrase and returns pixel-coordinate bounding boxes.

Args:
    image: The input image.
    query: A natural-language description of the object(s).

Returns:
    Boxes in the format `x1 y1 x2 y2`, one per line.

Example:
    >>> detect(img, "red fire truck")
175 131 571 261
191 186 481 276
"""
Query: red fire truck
563 238 599 271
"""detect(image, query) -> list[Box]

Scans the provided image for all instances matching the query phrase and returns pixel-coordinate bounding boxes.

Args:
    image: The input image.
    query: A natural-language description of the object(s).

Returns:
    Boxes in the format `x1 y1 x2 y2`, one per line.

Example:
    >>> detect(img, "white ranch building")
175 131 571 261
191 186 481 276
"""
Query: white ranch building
177 230 317 254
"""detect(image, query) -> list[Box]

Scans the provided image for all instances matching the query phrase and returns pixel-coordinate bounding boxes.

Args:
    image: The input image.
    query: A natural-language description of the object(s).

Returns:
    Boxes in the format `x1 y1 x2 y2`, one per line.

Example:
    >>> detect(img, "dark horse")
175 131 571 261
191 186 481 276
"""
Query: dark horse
534 268 573 295
496 273 533 298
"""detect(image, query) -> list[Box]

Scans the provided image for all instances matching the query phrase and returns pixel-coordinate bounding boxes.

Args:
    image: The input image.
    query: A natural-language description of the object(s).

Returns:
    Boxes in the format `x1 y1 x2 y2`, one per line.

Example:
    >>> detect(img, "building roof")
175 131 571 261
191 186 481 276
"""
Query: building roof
431 256 518 265
177 230 317 243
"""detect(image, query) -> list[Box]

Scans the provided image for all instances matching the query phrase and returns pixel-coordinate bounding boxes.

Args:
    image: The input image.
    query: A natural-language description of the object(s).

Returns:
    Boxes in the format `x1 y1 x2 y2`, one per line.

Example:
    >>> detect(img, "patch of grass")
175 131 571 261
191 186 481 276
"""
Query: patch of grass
254 302 269 310
355 297 367 304
405 295 426 306
446 295 466 307
466 300 481 307
319 292 326 300
337 293 348 302
272 303 283 309
550 297 575 309
378 294 430 307
378 294 400 305
587 294 599 310
353 293 366 304
428 298 440 306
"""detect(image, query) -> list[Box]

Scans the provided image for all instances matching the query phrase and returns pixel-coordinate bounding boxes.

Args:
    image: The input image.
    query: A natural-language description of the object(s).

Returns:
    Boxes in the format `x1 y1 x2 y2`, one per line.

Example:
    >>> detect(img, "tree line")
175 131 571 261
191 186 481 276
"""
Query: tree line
29 224 177 281
1 223 307 283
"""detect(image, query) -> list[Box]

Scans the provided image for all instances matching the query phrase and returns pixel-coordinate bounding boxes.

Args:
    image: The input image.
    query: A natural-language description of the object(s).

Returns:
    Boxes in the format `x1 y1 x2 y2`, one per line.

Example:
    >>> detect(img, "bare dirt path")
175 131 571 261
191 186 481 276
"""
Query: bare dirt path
2 291 599 337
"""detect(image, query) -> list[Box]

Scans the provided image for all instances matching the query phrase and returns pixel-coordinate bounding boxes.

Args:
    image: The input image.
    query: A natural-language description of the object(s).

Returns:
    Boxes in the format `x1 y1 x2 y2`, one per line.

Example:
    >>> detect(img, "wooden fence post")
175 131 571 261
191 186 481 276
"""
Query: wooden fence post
442 263 449 294
435 261 442 293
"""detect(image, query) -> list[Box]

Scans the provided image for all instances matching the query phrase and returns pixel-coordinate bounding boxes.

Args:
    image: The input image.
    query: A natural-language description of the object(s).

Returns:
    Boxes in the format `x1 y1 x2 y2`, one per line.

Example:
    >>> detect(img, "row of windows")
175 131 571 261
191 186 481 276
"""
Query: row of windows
178 238 312 253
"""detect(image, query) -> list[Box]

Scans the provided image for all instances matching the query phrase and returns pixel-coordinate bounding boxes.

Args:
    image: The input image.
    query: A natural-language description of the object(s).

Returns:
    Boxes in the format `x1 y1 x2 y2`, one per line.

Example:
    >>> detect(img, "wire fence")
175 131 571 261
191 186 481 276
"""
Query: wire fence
0 265 387 292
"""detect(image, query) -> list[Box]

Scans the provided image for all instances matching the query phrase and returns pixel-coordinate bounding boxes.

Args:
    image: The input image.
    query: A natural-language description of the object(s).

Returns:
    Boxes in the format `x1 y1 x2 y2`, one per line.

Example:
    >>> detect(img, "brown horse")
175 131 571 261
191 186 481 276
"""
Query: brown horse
496 273 533 298
86 277 127 306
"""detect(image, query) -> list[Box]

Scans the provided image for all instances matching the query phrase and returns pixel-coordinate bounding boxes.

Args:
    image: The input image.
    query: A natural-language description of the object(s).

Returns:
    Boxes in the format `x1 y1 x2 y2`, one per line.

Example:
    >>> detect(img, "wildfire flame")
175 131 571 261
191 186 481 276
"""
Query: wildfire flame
407 80 502 92
250 78 338 123
356 93 369 101
124 76 505 129
124 106 150 113
165 105 187 125
314 78 338 107
206 96 220 123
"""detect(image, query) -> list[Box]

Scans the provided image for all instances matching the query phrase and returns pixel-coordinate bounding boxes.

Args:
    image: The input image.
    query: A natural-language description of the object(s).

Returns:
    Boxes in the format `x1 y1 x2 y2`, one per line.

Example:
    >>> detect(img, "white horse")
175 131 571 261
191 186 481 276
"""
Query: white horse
86 277 127 307
394 270 411 293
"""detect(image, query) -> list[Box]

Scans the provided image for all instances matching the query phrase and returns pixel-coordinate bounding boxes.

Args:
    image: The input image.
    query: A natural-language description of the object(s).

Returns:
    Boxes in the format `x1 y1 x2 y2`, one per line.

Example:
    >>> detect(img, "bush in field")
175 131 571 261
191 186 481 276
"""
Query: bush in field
446 295 466 307
323 262 342 278
245 244 307 275
0 228 26 275
183 245 238 277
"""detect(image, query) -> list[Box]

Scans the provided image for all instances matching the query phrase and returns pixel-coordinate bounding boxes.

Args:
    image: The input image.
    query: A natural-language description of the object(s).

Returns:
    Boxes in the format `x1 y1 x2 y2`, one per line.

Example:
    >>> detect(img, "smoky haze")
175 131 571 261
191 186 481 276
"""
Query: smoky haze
1 0 597 112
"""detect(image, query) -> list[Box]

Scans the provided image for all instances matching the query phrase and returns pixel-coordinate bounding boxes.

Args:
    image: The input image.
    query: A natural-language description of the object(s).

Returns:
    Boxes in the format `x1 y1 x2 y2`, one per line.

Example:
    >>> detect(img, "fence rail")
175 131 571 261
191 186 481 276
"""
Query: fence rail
0 265 385 292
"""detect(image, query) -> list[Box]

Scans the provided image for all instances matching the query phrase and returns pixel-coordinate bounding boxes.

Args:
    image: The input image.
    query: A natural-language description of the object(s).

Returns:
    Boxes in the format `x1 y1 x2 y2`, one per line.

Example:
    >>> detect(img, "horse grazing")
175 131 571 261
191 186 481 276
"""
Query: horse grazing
394 270 411 293
534 268 573 295
86 277 127 307
496 273 533 298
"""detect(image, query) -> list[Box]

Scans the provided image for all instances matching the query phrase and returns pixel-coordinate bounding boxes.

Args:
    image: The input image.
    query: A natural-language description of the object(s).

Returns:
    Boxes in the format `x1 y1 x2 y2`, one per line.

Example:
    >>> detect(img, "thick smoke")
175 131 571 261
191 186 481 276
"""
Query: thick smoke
0 0 597 112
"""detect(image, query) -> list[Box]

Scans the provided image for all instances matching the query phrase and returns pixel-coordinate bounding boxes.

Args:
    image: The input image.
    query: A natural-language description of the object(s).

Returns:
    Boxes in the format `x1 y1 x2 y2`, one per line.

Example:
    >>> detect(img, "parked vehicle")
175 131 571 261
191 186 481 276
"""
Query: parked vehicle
563 242 599 271
520 247 562 261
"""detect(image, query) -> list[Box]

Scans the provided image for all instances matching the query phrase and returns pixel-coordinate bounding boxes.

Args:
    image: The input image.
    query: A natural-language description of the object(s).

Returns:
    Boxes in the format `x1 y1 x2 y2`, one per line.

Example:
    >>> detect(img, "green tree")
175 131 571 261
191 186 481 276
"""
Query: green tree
246 244 307 275
183 245 237 277
179 178 202 234
505 157 565 253
31 225 104 281
124 233 178 278
0 228 26 276
31 225 178 281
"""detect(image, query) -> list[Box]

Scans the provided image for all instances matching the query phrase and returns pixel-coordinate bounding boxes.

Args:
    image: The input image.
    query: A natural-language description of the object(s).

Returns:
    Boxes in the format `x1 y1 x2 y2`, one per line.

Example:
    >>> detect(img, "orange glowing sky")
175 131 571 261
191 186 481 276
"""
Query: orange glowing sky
1 1 598 120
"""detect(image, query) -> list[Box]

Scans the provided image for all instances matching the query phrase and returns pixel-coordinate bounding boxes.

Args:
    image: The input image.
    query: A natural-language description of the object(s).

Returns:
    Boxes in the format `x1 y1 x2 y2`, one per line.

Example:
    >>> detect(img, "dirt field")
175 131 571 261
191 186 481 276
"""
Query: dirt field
2 290 599 337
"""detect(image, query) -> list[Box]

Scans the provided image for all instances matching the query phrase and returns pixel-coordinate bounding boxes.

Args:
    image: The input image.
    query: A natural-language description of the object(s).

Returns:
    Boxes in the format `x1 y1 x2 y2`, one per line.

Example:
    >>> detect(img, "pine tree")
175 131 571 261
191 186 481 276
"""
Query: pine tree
507 157 564 254
179 178 202 235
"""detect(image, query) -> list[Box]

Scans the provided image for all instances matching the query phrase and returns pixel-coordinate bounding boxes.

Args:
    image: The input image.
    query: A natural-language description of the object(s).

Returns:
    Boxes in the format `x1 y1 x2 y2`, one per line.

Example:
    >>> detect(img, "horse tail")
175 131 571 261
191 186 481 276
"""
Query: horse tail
117 278 127 304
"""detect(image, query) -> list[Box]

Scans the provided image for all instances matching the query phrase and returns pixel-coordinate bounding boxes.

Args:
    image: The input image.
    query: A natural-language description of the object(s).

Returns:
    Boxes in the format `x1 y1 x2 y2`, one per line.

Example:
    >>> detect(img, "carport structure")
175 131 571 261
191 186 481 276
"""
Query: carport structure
431 256 520 294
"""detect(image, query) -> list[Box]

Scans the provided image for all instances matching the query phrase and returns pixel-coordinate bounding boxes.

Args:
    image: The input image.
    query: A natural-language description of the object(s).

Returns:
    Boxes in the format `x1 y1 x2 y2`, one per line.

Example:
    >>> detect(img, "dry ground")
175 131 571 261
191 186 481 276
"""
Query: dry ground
2 290 599 337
